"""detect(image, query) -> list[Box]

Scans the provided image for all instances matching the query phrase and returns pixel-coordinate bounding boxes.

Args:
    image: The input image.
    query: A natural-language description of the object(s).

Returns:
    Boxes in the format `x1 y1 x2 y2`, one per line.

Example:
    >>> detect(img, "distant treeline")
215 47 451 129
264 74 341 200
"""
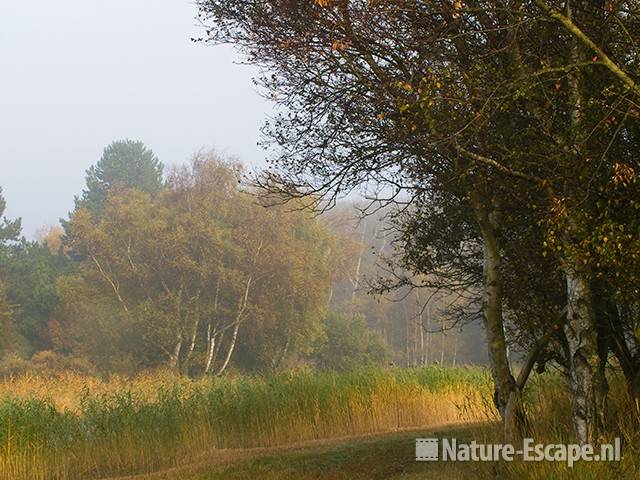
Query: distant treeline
1 140 482 376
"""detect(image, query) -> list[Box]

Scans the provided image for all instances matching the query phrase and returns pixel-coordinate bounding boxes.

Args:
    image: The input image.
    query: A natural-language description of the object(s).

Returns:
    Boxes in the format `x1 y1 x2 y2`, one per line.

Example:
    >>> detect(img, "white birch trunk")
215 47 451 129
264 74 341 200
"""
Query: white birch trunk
204 331 216 374
471 192 517 441
564 267 607 444
184 317 199 369
204 278 221 374
216 276 252 376
216 322 240 376
440 317 445 365
169 335 183 370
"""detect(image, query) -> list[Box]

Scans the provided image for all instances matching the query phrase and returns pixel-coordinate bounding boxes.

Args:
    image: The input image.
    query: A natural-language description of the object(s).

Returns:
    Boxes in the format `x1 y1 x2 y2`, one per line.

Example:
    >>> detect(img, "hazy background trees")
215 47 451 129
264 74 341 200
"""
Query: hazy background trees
1 140 484 377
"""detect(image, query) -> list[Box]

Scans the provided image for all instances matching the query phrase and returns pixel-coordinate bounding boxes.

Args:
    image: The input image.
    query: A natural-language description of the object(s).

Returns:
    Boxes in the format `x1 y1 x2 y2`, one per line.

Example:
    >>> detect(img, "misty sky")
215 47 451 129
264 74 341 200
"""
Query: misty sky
0 0 270 237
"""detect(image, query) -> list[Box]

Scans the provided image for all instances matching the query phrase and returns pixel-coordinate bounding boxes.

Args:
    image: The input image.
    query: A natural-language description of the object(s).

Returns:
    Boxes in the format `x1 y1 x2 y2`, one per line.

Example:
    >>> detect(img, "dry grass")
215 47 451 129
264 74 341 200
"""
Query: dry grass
5 366 638 480
0 370 193 413
0 366 492 480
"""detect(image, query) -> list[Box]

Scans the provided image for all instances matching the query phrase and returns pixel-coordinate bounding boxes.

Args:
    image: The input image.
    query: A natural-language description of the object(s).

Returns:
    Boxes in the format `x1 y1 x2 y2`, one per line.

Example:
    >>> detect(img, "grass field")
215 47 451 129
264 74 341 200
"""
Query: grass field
137 425 480 480
0 366 492 480
1 366 639 480
107 417 639 480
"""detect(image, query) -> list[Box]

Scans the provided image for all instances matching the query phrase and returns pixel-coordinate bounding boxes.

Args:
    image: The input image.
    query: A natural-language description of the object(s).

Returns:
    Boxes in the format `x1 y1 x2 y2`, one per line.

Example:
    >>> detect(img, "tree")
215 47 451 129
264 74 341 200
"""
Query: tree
234 197 336 372
197 0 529 438
35 225 65 255
0 241 74 355
66 188 204 370
73 140 164 217
0 187 21 250
62 154 336 373
0 187 21 353
54 273 133 371
312 312 388 371
197 0 640 443
0 280 13 354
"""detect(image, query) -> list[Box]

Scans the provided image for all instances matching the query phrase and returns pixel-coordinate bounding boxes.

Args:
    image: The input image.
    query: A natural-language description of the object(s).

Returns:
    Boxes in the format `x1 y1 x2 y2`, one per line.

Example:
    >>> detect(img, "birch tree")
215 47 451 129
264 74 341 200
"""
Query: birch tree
196 0 640 443
61 155 337 373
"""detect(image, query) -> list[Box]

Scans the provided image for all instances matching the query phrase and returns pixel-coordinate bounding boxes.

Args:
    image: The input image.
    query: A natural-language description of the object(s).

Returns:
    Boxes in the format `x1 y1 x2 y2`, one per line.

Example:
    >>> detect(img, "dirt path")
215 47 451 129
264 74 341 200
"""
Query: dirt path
104 420 485 480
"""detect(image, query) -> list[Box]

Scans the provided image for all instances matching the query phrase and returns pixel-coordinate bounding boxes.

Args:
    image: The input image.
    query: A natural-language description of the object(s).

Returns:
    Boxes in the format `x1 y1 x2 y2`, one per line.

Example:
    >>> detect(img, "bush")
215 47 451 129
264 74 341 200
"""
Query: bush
0 351 94 379
31 351 94 376
0 353 31 378
311 313 389 371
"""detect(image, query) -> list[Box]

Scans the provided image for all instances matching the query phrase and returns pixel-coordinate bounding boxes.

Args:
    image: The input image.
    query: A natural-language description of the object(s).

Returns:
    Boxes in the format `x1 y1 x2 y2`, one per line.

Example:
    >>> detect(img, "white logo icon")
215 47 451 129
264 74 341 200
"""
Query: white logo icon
416 438 439 461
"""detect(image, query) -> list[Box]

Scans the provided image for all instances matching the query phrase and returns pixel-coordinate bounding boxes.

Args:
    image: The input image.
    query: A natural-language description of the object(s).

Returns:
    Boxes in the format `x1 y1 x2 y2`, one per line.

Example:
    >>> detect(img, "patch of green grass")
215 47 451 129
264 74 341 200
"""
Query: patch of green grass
191 427 480 480
177 420 639 480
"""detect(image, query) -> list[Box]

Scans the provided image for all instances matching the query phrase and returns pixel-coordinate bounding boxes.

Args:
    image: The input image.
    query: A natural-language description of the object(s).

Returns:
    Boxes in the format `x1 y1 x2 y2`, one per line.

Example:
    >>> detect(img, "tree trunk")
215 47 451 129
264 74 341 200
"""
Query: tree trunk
405 308 410 367
184 317 199 370
452 331 458 367
168 335 183 371
472 194 518 441
216 276 252 376
204 329 217 374
564 267 608 444
440 317 445 365
419 318 425 366
555 2 607 444
350 224 367 310
426 301 432 365
415 290 426 366
210 331 224 372
204 278 221 374
273 332 291 371
216 322 240 376
413 318 419 366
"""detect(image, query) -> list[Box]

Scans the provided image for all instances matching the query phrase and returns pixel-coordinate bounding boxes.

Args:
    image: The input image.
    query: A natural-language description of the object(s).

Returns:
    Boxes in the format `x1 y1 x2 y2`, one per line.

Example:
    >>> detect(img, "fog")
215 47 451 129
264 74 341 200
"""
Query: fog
0 0 269 236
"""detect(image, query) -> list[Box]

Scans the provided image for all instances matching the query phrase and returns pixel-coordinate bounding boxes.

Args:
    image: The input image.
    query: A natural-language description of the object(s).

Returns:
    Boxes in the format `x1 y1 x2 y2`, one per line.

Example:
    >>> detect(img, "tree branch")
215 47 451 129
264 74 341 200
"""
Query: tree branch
454 145 546 185
533 0 640 96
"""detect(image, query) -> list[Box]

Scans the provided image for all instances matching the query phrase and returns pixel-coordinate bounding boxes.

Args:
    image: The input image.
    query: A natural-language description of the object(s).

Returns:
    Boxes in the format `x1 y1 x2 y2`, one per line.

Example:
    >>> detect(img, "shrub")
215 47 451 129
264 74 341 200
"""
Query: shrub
0 353 31 378
311 313 390 371
31 351 94 376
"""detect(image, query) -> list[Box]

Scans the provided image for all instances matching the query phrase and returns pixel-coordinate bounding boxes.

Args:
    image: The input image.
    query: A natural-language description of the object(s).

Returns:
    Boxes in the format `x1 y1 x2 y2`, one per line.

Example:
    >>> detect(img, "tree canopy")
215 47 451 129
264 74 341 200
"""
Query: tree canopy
197 0 640 443
73 139 164 217
60 154 336 373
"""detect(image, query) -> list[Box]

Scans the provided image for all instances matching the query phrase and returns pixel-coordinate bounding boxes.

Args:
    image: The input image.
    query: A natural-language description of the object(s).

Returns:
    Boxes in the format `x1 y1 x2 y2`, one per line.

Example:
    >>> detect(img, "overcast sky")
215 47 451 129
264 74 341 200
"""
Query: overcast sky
0 0 270 237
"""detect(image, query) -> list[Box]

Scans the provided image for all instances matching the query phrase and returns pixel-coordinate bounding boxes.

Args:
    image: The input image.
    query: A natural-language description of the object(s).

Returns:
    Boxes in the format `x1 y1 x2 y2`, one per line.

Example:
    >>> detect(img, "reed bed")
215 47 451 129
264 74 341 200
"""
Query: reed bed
0 366 492 480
